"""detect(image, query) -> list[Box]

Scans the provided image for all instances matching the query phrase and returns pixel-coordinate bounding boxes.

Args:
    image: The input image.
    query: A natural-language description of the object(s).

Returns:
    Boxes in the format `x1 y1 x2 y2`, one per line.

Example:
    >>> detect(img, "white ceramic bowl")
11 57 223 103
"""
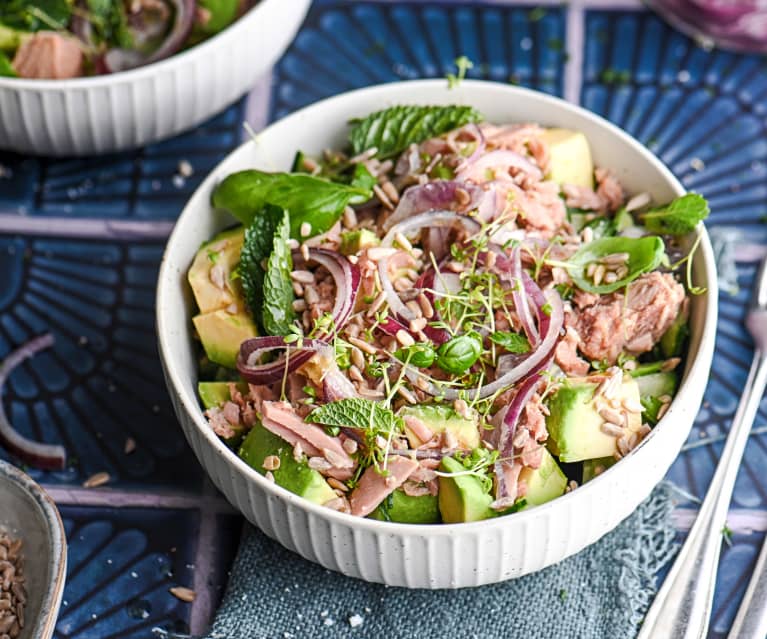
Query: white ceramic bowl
0 0 310 156
157 80 717 589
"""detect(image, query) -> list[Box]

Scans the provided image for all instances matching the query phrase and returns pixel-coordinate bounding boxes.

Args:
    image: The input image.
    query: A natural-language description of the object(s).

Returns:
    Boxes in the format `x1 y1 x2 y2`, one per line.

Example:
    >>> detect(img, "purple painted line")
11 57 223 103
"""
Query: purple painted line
43 485 237 513
674 507 767 533
0 213 175 241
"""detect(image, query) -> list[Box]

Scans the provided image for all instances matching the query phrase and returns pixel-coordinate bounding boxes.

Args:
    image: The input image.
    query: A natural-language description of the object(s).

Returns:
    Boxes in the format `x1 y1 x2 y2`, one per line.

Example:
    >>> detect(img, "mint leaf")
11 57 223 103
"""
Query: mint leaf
308 398 401 435
211 170 373 239
348 105 484 158
262 210 296 336
349 163 376 192
568 236 666 295
489 331 531 354
239 205 283 330
640 193 709 236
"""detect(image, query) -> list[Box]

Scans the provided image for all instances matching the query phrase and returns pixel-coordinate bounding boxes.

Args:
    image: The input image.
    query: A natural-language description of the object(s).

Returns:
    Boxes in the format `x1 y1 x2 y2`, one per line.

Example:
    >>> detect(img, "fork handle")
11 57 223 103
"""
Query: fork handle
729 528 767 639
637 351 767 639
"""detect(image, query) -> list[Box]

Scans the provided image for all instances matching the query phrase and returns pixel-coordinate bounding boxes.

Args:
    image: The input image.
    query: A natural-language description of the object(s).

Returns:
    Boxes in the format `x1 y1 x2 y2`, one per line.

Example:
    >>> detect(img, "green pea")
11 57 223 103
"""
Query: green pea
395 343 436 368
436 334 482 375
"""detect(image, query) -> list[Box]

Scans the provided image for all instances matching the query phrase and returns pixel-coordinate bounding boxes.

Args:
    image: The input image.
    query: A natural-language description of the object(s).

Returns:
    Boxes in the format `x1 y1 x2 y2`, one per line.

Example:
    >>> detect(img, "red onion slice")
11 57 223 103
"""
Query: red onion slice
299 248 361 332
237 337 332 385
493 373 542 504
456 149 543 184
104 0 196 72
510 246 540 346
381 209 482 249
0 335 66 470
455 123 487 173
383 182 491 231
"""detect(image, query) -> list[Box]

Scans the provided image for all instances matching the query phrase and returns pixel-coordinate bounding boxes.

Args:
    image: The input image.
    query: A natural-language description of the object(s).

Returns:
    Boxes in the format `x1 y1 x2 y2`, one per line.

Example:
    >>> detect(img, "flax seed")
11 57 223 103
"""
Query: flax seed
601 252 630 266
446 260 464 273
593 263 606 286
414 375 429 391
381 180 399 204
366 292 387 317
455 187 471 206
349 365 364 383
262 455 280 471
661 357 681 372
264 471 275 482
622 397 644 413
292 281 304 296
343 206 358 229
350 347 365 370
349 336 377 355
639 423 652 437
397 386 417 404
290 269 315 284
300 243 310 261
617 435 631 456
83 472 110 488
327 478 349 492
373 184 394 209
586 262 597 277
600 422 624 437
169 587 196 603
409 318 427 332
623 359 637 371
598 406 624 425
396 330 415 347
616 265 629 279
417 293 434 319
304 285 319 306
394 277 414 292
657 403 670 419
300 222 312 238
367 247 397 261
292 299 307 312
604 271 618 284
124 437 136 454
405 300 422 317
582 227 594 243
342 438 358 454
308 456 332 471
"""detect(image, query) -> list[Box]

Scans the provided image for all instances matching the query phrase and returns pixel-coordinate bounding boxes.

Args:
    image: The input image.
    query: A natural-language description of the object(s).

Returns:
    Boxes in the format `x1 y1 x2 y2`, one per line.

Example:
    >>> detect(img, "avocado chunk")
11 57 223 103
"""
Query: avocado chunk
193 309 258 369
340 229 380 256
582 456 616 483
519 448 567 508
613 207 635 233
660 308 689 358
198 381 248 409
188 226 245 314
369 490 441 524
541 128 594 188
239 423 337 505
546 376 642 462
636 372 678 424
438 456 495 523
399 404 479 449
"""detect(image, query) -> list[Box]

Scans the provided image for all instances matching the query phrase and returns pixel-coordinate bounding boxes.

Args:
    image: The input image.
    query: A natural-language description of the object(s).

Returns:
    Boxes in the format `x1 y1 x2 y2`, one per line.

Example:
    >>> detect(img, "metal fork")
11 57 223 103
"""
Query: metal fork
637 255 767 639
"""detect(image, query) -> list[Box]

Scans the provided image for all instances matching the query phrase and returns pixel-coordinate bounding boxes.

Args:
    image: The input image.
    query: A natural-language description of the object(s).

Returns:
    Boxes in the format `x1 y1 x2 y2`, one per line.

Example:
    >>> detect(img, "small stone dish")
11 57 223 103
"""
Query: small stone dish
0 460 66 639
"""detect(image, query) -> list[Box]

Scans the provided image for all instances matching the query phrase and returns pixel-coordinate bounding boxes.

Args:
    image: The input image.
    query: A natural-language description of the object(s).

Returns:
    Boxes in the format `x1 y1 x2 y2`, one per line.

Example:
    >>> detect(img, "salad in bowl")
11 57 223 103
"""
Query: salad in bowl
187 103 708 524
0 0 254 78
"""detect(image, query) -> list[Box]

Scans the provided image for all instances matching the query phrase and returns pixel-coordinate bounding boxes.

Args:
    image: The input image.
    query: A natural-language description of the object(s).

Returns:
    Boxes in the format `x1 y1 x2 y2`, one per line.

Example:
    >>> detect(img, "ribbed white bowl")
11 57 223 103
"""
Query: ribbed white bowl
0 0 310 156
157 80 717 588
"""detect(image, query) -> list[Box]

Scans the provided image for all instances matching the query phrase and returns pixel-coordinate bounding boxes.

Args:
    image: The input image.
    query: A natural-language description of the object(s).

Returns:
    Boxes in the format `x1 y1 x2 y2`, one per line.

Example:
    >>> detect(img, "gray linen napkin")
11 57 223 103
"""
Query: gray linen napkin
206 483 677 639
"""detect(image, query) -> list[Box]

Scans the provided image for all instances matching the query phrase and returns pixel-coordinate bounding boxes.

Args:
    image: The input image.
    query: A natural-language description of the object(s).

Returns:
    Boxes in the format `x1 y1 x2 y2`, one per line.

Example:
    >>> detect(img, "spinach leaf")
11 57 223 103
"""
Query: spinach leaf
211 170 372 239
308 398 401 435
488 331 531 354
239 204 283 330
196 0 239 35
349 163 376 193
0 52 16 77
639 193 709 236
567 236 666 295
262 210 296 336
348 105 484 158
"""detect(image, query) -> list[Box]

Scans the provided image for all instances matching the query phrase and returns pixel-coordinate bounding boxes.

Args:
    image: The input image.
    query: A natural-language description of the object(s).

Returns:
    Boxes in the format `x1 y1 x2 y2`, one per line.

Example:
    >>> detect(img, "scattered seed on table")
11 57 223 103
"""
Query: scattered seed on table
169 586 196 603
83 472 111 488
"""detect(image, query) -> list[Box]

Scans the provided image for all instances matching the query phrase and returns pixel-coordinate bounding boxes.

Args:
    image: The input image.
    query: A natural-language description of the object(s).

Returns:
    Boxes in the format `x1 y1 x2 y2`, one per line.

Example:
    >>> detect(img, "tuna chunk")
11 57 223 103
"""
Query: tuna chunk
13 32 84 79
562 167 624 214
555 326 591 376
349 456 419 517
261 401 354 469
572 272 685 364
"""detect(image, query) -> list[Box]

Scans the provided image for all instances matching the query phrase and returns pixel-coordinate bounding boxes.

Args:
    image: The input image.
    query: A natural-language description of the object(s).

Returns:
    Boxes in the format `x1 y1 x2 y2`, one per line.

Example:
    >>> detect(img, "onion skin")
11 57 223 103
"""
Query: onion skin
0 335 67 471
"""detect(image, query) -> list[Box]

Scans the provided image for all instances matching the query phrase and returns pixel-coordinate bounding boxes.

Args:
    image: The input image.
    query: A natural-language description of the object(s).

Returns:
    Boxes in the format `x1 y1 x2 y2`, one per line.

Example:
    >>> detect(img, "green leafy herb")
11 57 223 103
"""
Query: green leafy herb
640 395 663 424
239 205 284 329
0 52 16 77
262 210 296 336
565 236 666 295
489 331 530 354
308 397 401 435
84 0 132 48
559 589 568 602
348 105 484 158
195 0 239 35
349 162 377 192
722 523 733 547
211 170 373 239
639 193 709 236
436 333 482 375
394 343 436 368
1 0 71 31
446 55 473 89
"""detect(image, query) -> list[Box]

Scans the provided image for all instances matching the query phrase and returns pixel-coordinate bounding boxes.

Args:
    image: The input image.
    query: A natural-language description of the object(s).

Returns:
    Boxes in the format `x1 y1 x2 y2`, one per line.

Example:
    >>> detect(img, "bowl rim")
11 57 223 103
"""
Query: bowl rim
0 459 67 639
157 78 718 536
0 0 303 90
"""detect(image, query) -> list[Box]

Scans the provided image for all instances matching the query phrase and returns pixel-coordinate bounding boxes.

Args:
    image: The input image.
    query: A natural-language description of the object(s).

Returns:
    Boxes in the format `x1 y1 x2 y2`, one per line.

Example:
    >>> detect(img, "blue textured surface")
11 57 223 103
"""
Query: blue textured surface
0 2 765 637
